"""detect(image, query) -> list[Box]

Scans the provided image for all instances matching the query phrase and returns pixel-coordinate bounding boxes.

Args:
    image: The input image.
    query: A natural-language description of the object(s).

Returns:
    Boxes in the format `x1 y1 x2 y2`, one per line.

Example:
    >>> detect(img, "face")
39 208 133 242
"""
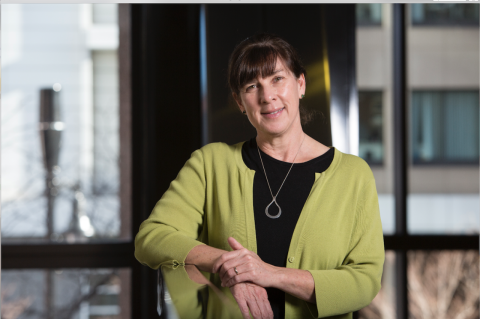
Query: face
234 58 306 138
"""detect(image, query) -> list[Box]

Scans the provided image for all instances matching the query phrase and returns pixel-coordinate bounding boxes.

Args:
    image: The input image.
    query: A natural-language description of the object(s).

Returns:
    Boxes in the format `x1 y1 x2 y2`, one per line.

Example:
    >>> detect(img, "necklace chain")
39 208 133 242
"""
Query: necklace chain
257 134 306 219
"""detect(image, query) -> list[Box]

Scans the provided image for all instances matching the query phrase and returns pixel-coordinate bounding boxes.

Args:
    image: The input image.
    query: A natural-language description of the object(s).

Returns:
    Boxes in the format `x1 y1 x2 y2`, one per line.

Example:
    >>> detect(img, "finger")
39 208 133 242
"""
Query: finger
212 252 234 273
264 293 273 319
255 289 272 319
234 295 250 319
224 260 260 287
219 258 238 279
218 252 250 278
228 237 244 251
212 250 242 273
247 285 271 319
220 258 254 285
215 247 250 274
246 297 262 319
220 266 238 286
225 272 250 287
256 296 270 319
220 263 252 286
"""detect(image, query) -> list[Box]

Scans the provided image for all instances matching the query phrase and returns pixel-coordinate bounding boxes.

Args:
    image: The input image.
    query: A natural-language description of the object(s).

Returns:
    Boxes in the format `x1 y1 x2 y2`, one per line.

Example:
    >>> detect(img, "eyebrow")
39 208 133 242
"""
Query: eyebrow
242 69 286 88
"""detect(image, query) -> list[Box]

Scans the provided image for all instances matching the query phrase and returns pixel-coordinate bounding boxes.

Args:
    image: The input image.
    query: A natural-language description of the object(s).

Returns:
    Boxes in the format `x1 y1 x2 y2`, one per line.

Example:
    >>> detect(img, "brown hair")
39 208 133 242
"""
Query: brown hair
227 33 315 125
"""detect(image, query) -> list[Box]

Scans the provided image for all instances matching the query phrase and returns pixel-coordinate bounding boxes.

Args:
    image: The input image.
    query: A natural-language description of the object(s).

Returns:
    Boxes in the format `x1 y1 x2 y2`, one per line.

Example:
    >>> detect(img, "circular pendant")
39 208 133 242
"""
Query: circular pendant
265 197 282 219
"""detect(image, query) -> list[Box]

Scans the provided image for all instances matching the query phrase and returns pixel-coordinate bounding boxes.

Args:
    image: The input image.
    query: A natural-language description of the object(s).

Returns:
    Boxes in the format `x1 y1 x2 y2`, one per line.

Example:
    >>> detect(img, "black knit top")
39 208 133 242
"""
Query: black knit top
241 137 334 319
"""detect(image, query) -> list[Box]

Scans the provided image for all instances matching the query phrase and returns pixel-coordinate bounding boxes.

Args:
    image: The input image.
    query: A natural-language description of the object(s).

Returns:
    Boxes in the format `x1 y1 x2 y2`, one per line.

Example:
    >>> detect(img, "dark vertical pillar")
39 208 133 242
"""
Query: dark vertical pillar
393 4 408 319
205 4 262 144
264 4 333 147
118 5 133 319
119 4 132 242
130 4 202 318
323 4 357 152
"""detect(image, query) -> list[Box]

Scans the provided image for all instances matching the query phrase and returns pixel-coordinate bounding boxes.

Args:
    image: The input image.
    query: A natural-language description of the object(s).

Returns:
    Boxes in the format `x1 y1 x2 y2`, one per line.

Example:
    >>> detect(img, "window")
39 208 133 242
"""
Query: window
92 4 118 24
408 251 479 318
2 4 132 319
358 4 479 318
411 4 479 26
359 91 384 165
356 4 382 26
411 91 479 165
2 4 123 243
2 268 129 319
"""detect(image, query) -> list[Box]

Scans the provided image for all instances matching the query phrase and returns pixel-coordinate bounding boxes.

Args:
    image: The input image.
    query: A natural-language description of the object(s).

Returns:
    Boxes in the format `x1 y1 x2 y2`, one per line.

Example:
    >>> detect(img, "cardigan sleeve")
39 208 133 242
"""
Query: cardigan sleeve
134 149 206 269
307 179 385 318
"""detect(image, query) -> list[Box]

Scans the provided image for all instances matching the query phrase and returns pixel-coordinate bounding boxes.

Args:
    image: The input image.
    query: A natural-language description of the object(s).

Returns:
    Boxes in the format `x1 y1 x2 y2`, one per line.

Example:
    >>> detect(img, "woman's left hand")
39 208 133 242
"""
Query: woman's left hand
212 237 280 288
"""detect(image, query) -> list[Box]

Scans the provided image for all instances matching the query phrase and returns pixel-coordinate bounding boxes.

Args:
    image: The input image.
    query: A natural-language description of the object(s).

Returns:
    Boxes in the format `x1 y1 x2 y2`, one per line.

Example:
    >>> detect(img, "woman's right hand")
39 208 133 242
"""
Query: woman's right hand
230 282 273 319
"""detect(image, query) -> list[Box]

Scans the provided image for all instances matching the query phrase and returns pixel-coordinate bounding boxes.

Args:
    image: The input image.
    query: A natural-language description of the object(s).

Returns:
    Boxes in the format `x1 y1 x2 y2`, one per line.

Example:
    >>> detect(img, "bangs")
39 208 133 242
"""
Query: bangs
234 46 280 91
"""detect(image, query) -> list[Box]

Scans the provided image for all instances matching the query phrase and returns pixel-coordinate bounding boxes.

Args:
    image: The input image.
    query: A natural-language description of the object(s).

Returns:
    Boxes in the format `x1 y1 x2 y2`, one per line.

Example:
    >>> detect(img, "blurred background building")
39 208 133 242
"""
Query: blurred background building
357 3 478 235
2 4 127 319
355 4 479 318
1 3 478 319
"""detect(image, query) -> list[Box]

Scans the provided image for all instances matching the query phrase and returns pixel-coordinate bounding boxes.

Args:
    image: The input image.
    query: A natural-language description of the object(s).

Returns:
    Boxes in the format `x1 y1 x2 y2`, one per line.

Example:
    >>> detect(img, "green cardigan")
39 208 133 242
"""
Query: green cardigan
135 142 384 318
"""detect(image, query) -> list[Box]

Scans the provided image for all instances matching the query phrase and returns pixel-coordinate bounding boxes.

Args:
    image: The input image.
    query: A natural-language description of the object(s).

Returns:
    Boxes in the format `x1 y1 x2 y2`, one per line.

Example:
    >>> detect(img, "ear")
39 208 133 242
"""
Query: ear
297 73 306 97
232 92 245 113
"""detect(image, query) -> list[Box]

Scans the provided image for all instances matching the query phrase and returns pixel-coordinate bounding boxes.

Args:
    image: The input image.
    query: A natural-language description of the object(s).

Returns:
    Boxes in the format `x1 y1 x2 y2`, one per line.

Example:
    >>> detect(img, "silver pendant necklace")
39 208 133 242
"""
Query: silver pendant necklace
257 134 306 219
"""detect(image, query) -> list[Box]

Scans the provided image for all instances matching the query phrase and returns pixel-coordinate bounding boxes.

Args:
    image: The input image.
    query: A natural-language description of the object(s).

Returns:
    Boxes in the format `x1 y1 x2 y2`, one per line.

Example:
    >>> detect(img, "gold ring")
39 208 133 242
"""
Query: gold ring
234 267 239 275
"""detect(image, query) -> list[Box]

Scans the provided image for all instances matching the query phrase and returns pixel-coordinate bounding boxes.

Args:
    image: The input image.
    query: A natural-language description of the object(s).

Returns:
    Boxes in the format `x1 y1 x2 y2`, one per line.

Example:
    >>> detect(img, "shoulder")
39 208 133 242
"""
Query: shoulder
197 141 242 159
193 141 246 173
334 149 375 183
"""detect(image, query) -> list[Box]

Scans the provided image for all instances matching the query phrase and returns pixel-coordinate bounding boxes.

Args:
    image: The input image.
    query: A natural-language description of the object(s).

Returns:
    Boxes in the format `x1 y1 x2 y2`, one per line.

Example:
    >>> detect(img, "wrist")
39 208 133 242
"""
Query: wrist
269 266 286 289
185 245 227 273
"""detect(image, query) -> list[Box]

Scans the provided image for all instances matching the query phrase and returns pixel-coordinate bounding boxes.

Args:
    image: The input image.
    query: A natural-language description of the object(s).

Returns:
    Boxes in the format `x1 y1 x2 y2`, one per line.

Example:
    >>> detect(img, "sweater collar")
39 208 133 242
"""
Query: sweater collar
234 141 343 178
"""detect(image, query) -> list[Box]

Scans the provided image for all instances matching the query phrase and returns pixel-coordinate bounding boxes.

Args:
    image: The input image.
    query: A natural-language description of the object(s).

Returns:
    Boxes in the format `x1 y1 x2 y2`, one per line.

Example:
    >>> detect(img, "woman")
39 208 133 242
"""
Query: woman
135 33 384 319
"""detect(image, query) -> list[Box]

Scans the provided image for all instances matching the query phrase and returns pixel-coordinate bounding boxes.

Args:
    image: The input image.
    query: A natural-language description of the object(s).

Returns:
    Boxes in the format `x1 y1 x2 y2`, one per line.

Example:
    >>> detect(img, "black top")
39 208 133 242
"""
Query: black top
241 137 334 319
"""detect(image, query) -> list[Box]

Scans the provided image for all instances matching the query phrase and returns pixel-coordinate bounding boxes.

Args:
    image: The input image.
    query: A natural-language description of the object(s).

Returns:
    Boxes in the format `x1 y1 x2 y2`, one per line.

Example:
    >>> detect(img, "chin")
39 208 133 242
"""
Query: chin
260 125 289 136
254 117 295 136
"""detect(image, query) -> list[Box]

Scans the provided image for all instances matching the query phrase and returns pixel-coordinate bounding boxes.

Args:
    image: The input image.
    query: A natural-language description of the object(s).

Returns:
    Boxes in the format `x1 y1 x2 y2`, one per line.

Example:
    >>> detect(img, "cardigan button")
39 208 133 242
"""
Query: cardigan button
288 257 295 263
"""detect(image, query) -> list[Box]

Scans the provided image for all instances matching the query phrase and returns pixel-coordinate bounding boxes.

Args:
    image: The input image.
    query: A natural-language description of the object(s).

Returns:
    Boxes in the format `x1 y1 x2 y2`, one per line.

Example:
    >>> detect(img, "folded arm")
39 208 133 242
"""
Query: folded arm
213 237 316 303
307 179 385 317
134 149 207 269
215 179 384 317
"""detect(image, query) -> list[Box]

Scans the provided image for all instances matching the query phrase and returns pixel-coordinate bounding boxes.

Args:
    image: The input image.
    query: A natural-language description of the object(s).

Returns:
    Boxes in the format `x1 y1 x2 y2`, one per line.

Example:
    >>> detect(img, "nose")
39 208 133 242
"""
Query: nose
259 85 276 104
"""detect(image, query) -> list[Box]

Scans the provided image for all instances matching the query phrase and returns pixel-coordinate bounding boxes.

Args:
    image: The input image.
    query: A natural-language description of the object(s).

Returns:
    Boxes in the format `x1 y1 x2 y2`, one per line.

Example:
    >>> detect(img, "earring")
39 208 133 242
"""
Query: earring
301 94 305 99
242 110 246 114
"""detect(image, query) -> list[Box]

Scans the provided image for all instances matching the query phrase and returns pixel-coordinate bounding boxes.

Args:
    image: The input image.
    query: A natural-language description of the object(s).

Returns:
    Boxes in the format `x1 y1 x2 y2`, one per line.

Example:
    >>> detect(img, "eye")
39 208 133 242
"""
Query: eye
273 76 283 83
245 84 257 92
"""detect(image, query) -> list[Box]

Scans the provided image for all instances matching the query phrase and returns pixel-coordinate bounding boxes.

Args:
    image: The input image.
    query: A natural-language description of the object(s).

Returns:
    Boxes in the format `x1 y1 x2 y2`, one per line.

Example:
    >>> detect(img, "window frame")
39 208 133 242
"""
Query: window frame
410 3 480 27
390 5 479 319
1 5 136 318
410 89 480 166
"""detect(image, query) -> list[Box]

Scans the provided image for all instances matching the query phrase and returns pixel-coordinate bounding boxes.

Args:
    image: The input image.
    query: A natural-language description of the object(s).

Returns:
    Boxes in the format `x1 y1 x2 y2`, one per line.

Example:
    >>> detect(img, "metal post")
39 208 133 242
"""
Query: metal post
393 4 408 319
39 88 63 319
39 88 63 241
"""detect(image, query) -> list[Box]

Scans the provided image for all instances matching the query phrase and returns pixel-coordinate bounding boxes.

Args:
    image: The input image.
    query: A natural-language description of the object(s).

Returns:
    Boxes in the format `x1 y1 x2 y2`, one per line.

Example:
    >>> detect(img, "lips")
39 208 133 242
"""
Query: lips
261 107 284 119
261 107 284 115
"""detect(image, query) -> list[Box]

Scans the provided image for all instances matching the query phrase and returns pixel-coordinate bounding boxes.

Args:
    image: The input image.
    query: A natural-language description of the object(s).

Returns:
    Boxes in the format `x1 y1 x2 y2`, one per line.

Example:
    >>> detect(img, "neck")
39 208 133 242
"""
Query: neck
256 127 305 163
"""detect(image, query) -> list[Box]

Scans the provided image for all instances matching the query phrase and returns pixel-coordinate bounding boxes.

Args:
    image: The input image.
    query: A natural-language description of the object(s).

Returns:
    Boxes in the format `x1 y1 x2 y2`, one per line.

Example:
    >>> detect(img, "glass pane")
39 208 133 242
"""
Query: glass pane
357 4 394 234
359 91 384 165
411 91 479 165
1 4 126 243
411 4 479 26
92 4 118 24
1 268 130 319
407 10 480 234
356 4 383 26
408 250 479 318
359 251 396 319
